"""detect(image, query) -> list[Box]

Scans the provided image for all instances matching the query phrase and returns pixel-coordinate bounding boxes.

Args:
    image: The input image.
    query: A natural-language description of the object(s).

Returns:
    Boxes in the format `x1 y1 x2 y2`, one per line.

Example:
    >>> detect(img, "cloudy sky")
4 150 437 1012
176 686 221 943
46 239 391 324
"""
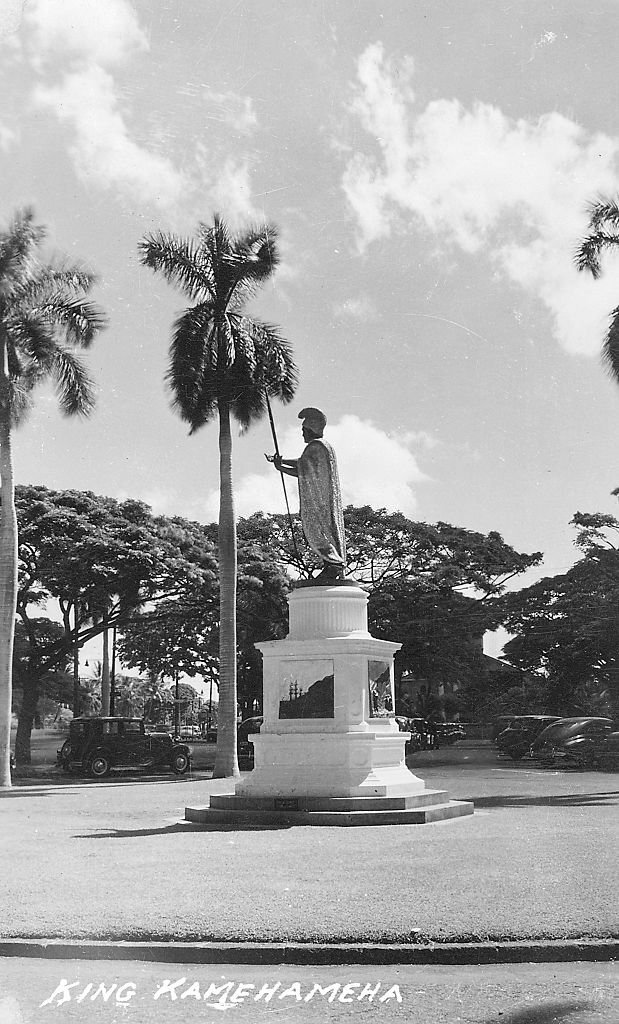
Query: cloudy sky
3 0 619 658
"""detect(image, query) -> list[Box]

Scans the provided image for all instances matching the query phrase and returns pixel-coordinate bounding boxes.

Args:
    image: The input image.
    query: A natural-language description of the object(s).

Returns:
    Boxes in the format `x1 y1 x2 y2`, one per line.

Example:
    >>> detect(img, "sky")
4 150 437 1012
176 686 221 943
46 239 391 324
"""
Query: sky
2 0 619 665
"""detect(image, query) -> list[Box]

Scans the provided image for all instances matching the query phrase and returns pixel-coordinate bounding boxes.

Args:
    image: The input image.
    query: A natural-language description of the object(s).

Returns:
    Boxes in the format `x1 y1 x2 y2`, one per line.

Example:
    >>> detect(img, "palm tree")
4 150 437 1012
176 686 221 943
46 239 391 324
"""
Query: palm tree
575 196 619 383
139 215 297 778
0 208 105 788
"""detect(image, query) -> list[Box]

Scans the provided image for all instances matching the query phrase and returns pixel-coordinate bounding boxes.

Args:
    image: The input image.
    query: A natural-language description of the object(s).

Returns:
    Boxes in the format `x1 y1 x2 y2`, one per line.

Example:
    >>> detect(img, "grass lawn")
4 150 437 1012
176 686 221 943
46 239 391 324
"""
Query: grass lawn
1 751 618 945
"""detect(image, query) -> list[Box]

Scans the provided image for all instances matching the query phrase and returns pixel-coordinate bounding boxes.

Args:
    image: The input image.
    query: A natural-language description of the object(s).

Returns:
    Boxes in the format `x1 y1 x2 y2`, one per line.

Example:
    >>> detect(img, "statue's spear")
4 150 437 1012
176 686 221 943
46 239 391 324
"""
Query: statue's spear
264 391 306 571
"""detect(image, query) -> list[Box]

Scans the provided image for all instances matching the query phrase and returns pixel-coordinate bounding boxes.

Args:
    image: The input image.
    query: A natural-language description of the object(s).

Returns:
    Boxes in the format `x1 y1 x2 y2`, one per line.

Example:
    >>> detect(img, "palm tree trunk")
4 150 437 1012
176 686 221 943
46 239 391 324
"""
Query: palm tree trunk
0 363 17 788
213 400 240 779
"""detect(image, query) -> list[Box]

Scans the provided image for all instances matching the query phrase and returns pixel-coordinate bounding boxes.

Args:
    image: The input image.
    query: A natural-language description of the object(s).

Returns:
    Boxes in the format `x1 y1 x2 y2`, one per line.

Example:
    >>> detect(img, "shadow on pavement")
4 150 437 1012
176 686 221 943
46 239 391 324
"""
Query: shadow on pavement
485 997 594 1023
471 790 619 808
5 770 213 792
74 820 292 837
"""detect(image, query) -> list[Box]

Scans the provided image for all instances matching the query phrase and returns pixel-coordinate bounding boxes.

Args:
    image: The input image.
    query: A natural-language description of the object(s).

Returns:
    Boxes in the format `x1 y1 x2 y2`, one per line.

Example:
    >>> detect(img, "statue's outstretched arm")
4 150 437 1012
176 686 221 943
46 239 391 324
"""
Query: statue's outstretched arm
265 453 299 477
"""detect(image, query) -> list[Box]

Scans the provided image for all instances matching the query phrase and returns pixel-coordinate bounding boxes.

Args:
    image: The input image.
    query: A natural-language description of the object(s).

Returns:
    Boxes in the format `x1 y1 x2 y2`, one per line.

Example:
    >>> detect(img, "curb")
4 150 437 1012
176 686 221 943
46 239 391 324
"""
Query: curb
0 938 616 965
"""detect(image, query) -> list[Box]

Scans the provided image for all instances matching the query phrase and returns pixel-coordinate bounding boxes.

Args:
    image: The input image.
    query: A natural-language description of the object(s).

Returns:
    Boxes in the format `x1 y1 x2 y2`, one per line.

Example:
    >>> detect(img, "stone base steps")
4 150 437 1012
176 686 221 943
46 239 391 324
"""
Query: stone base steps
185 791 474 827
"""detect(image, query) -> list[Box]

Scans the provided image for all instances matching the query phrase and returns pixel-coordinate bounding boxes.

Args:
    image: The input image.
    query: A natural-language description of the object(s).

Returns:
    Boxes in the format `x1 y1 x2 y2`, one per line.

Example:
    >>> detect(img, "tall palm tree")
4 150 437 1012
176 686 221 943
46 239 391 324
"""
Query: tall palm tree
0 208 105 788
575 196 619 383
139 215 297 778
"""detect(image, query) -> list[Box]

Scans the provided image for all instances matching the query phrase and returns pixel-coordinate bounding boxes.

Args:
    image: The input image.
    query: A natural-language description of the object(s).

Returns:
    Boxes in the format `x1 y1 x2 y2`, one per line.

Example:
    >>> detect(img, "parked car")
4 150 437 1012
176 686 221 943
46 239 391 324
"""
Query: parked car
530 717 615 768
179 725 202 740
496 715 561 760
595 730 619 771
490 715 519 743
236 715 263 767
57 717 192 778
435 722 466 746
395 716 426 753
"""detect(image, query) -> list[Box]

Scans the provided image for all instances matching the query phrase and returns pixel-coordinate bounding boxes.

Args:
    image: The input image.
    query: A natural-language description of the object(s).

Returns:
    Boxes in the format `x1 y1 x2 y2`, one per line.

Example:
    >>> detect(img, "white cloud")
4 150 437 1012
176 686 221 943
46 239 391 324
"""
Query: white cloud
343 42 619 356
25 0 148 68
34 67 185 207
23 0 259 220
204 415 429 520
0 122 16 150
208 157 257 226
0 0 22 42
25 0 185 210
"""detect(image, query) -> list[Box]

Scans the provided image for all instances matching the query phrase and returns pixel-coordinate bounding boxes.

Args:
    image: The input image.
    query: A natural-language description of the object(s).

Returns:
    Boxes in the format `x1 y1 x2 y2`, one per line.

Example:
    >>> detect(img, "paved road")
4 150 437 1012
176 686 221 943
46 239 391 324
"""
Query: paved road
1 958 618 1024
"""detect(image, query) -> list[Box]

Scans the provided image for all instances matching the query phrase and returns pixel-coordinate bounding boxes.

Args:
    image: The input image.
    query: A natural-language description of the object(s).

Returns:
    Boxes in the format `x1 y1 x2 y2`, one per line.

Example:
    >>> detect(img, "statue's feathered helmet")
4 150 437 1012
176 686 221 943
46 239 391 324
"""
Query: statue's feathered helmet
299 407 327 437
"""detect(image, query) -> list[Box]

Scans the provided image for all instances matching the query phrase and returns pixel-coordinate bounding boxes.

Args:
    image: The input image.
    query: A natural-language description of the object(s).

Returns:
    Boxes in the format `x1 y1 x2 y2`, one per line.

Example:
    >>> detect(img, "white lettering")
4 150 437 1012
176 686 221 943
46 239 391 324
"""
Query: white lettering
357 982 382 1001
40 980 81 1007
203 982 235 1005
230 984 255 1004
180 982 202 1000
75 984 93 1003
339 983 360 1003
153 978 187 1000
304 983 341 1003
254 982 282 1002
116 983 137 1003
89 983 117 1002
278 983 303 1001
379 985 403 1003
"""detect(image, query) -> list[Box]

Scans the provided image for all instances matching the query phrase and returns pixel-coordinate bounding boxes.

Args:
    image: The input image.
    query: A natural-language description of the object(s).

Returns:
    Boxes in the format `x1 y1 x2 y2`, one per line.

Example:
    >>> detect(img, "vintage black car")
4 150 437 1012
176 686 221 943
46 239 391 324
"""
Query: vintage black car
57 717 192 778
496 715 561 760
595 730 619 771
529 717 615 768
435 721 466 746
395 716 426 753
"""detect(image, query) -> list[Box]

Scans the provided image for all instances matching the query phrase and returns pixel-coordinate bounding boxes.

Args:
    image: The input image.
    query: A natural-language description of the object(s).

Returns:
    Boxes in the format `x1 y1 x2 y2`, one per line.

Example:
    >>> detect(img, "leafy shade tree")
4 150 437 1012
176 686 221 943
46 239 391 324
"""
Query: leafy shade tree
0 210 105 787
240 507 541 709
139 216 297 778
500 510 619 717
118 529 291 721
11 618 74 725
14 485 217 763
575 196 619 382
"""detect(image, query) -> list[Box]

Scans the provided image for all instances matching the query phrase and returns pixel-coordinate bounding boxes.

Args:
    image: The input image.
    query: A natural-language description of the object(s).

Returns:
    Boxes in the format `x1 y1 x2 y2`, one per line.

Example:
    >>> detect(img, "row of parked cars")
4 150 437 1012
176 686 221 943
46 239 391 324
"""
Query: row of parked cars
236 715 466 762
495 715 619 770
395 717 466 751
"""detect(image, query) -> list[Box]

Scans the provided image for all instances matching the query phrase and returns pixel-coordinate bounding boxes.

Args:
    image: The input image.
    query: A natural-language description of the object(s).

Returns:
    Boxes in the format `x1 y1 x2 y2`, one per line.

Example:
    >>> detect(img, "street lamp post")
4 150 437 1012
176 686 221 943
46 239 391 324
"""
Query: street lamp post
72 593 80 717
174 668 180 738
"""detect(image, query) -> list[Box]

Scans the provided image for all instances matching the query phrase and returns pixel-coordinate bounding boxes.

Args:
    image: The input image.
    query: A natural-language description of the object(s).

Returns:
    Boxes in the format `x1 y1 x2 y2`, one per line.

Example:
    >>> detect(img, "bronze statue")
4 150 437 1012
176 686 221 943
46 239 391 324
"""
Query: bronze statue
267 407 346 581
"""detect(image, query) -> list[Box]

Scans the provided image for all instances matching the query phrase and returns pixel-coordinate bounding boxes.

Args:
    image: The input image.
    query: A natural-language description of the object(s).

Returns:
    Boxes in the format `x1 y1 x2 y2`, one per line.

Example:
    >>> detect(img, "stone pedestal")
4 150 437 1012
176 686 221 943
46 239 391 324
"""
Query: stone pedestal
185 583 473 826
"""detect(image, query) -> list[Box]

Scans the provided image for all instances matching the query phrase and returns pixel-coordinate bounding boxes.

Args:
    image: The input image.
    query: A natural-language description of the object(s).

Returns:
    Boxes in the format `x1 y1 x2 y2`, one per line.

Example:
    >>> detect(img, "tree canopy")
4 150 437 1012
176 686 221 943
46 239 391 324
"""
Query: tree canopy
13 484 217 761
500 510 619 717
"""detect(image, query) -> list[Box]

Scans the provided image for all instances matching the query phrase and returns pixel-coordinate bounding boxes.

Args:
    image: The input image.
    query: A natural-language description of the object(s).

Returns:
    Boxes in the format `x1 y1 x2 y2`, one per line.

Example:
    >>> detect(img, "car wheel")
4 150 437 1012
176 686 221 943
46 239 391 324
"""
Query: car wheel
59 740 72 771
88 753 111 778
171 750 190 775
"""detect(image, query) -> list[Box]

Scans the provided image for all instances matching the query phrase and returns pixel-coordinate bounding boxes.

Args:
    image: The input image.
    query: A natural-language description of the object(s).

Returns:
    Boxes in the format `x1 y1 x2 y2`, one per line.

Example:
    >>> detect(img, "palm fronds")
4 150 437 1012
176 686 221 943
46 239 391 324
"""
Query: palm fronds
602 307 619 384
141 216 297 434
0 208 105 426
575 196 619 279
139 232 212 302
575 195 619 387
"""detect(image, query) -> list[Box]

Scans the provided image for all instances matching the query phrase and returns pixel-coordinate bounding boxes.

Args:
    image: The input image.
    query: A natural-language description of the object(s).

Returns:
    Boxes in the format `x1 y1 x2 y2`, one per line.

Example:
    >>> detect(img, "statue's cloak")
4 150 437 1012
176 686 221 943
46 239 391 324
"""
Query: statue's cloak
297 439 346 567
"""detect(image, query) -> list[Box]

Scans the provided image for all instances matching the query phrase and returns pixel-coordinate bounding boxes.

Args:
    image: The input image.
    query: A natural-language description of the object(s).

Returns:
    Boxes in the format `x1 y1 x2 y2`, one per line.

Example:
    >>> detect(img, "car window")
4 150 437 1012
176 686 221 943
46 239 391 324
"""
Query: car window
124 721 142 733
102 721 119 735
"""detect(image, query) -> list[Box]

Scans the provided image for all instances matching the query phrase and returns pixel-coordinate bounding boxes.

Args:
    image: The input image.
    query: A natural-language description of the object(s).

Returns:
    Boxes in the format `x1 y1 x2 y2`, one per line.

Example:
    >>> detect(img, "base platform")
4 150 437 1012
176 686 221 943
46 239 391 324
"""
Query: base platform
185 790 474 827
